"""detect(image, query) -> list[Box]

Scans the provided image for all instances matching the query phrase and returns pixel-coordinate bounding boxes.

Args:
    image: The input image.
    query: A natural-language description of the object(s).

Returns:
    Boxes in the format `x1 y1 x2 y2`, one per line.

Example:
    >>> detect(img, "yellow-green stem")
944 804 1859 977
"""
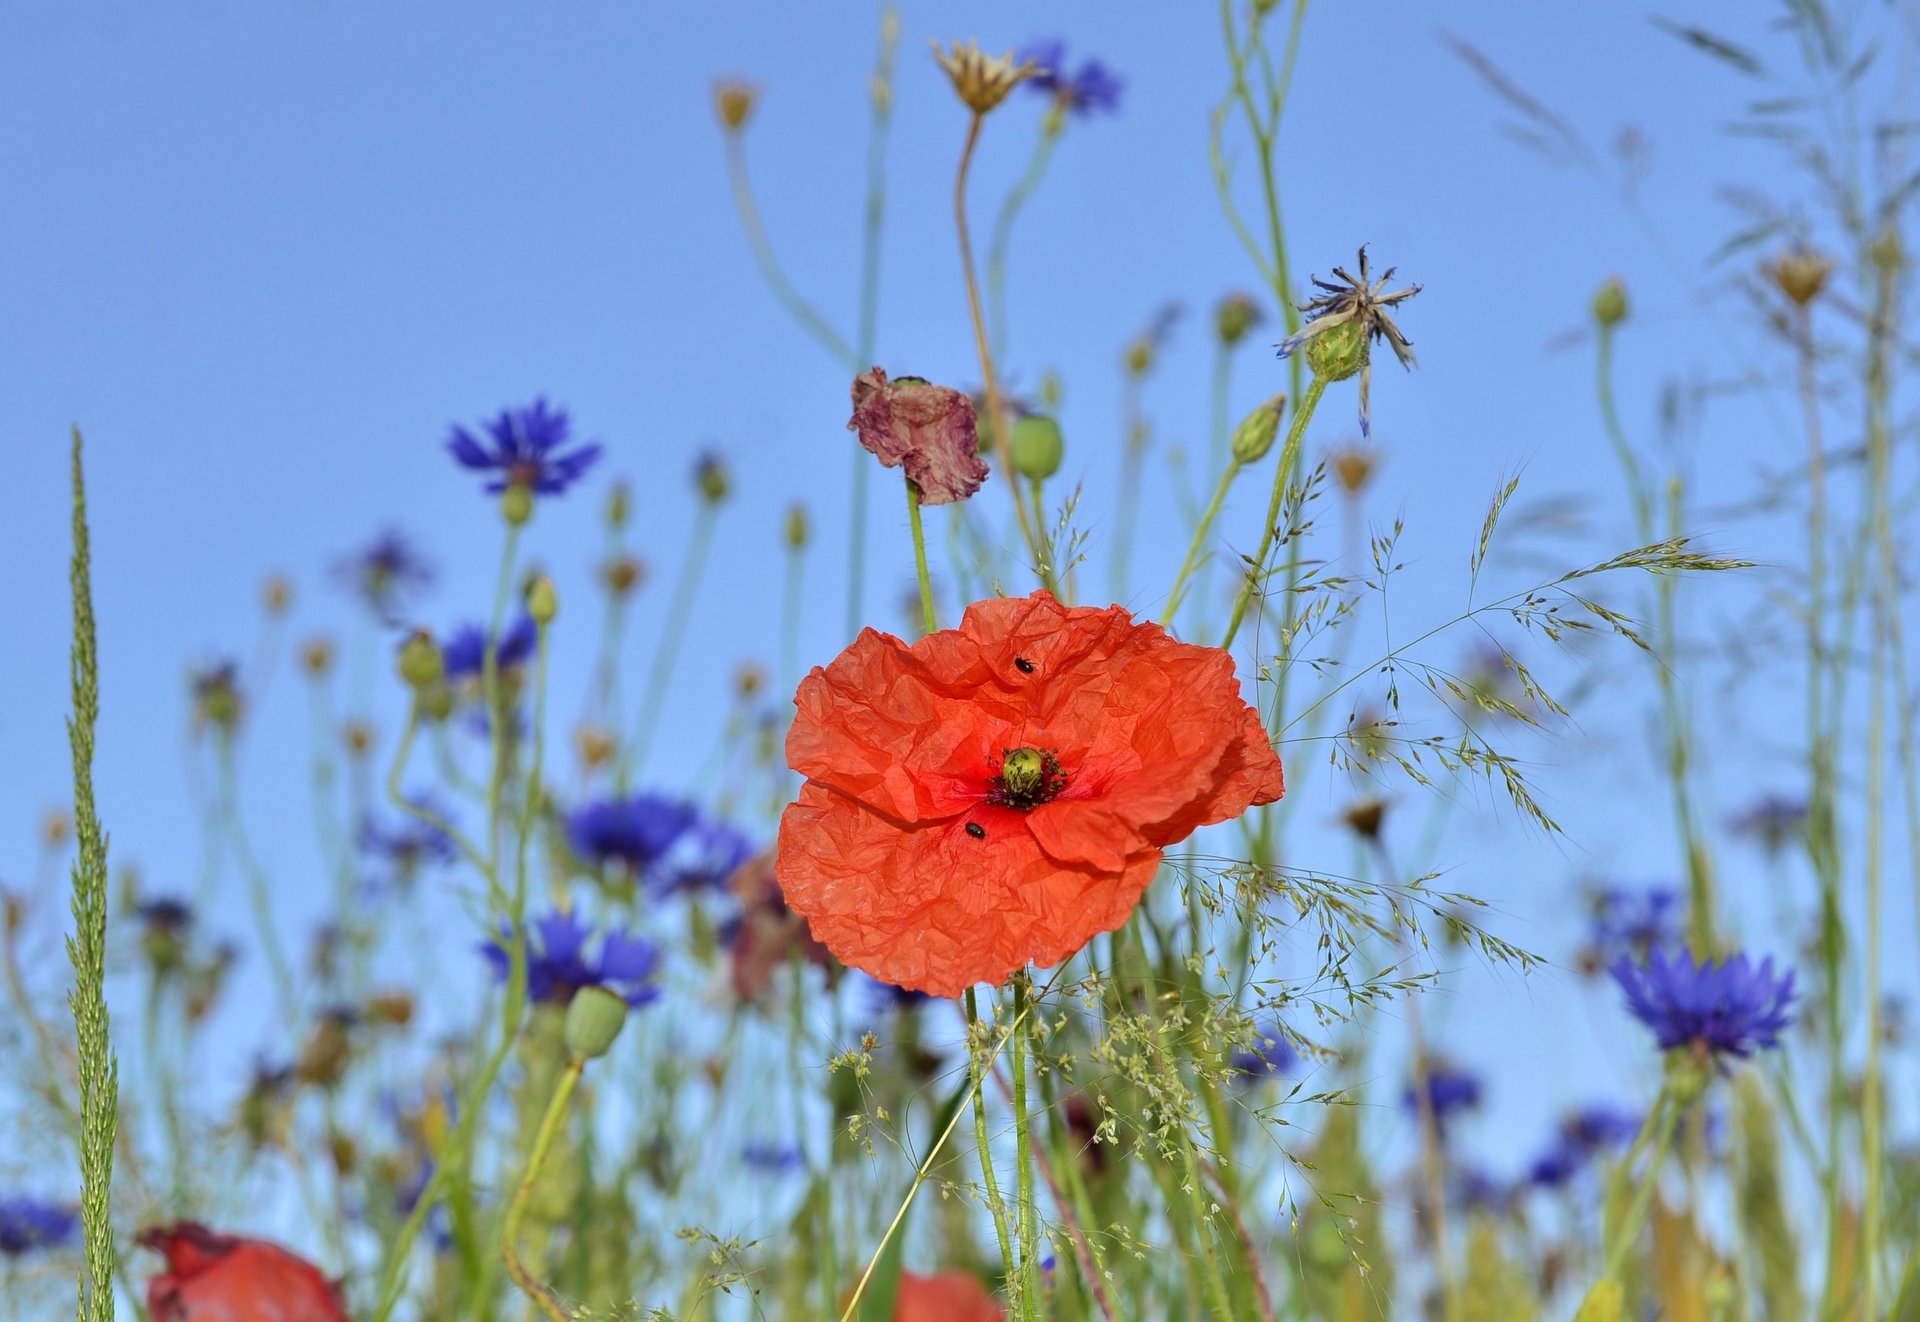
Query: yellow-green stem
907 480 938 636
502 1058 584 1322
1221 373 1325 649
1163 459 1243 627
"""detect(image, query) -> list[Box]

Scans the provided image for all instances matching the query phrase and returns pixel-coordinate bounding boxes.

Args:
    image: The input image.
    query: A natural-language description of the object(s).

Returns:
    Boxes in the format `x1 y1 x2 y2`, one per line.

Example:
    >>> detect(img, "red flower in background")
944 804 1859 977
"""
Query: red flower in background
778 591 1284 996
894 1269 1006 1321
848 367 988 505
141 1222 348 1322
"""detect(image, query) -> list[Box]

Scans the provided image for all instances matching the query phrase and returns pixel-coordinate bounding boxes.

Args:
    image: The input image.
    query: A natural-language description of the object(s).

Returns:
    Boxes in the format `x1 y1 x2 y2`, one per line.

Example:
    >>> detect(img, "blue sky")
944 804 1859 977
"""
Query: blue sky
1 0 1899 1231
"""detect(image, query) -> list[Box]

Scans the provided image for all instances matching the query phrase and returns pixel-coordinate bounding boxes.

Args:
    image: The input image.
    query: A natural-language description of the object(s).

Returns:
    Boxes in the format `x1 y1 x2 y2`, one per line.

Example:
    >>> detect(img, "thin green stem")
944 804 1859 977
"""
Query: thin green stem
907 480 938 636
1011 975 1039 1319
986 121 1062 361
216 736 298 1028
846 9 899 640
621 502 716 786
965 987 1018 1291
724 133 855 367
1221 374 1325 649
1162 459 1243 627
1602 1093 1683 1281
502 1058 584 1322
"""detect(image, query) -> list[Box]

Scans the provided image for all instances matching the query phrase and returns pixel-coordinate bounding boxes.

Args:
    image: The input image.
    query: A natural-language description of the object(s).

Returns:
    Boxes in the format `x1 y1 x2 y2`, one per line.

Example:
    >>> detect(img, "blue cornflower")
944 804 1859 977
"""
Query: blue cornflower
334 528 434 618
0 1196 77 1257
1231 1022 1297 1079
1452 1167 1511 1215
658 819 756 896
1277 247 1420 437
1020 40 1123 116
441 615 538 682
358 797 458 872
446 398 602 496
741 1141 805 1174
1611 947 1796 1060
482 910 662 1007
1527 1106 1638 1189
1404 1063 1481 1134
568 795 697 879
1584 884 1683 970
861 974 935 1018
1729 794 1808 857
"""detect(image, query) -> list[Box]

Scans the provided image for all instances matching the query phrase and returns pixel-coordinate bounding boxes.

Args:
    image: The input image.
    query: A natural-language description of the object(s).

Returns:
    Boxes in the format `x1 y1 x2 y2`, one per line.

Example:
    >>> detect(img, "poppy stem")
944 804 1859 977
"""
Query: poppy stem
502 1057 584 1322
1010 974 1040 1318
1220 373 1325 650
965 987 1019 1291
906 480 939 634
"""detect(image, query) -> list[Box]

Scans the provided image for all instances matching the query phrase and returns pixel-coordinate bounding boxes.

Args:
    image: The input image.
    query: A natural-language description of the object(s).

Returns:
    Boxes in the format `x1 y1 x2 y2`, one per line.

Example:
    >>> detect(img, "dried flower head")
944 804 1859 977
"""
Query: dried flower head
574 725 616 770
1764 246 1833 308
932 39 1038 116
1330 445 1378 494
261 574 293 615
1278 246 1421 437
299 637 335 677
712 78 758 133
849 368 988 505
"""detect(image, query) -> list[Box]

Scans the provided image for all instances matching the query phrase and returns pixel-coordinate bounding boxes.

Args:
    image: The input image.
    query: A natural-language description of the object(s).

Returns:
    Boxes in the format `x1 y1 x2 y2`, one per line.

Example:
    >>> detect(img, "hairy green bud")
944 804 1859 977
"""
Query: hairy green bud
526 576 558 625
398 630 445 689
501 482 534 527
1010 414 1064 481
1591 278 1628 329
784 502 810 551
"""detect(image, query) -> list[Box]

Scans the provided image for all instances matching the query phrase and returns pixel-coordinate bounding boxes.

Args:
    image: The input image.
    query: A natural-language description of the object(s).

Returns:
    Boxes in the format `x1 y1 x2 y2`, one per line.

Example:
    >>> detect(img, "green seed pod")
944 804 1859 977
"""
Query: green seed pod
695 454 731 505
398 629 445 690
784 502 810 551
1591 278 1628 329
1214 292 1260 346
564 985 629 1061
1010 414 1064 481
1229 393 1286 464
526 576 558 625
501 482 534 527
1305 320 1367 383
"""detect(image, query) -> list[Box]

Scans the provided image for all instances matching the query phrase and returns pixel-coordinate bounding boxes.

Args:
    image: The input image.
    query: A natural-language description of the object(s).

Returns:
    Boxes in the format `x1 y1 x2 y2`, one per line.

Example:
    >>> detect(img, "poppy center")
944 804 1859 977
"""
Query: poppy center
988 746 1066 811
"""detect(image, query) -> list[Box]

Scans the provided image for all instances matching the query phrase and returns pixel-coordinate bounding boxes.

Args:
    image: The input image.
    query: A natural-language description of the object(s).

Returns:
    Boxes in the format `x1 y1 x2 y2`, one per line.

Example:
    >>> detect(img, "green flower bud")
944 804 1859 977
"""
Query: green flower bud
1229 393 1286 463
1010 414 1064 481
1305 319 1367 383
501 482 534 527
564 985 629 1061
784 503 810 551
419 681 454 722
526 576 558 625
1214 292 1261 346
398 629 445 690
606 481 631 530
695 453 731 505
1591 278 1628 329
1662 1044 1713 1107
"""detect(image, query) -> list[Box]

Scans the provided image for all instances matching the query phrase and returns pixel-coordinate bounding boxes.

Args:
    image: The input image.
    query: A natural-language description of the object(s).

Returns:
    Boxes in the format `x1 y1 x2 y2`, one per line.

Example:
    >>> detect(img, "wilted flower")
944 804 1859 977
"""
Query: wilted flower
0 1196 77 1257
1277 246 1421 437
712 78 758 132
931 39 1038 116
1340 796 1387 840
1612 947 1796 1061
446 398 601 498
483 910 663 1008
777 590 1285 996
334 529 434 619
441 615 537 683
140 1223 350 1321
849 368 988 505
568 794 696 881
1018 40 1123 118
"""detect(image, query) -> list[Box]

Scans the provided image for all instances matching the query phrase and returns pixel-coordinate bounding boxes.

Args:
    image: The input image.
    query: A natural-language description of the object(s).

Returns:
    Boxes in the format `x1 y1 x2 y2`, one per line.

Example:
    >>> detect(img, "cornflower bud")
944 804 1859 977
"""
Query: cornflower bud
575 725 616 769
342 721 374 758
712 78 758 133
784 503 810 551
299 637 335 677
606 480 631 530
695 452 731 505
1591 277 1628 329
601 554 645 597
527 575 559 625
262 574 293 615
1229 394 1286 464
501 482 534 527
1215 291 1262 346
1765 247 1832 307
398 630 444 690
1331 446 1378 494
1306 319 1367 382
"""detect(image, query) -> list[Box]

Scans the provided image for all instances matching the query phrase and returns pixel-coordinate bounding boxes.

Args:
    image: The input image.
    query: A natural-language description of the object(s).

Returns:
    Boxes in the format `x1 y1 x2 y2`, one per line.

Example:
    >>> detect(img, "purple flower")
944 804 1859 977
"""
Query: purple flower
1729 794 1808 857
658 819 756 897
482 910 662 1008
1585 884 1683 968
861 974 935 1018
0 1197 77 1257
334 529 434 618
1019 40 1124 115
741 1141 805 1174
358 797 458 873
135 897 195 933
1611 947 1796 1060
568 795 697 880
441 615 538 682
1231 1022 1296 1079
446 398 602 496
1527 1106 1639 1189
1404 1063 1481 1134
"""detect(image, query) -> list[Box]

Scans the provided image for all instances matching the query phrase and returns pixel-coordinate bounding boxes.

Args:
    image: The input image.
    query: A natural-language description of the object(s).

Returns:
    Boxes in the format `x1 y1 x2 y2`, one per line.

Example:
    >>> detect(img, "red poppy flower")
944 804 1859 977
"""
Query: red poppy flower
777 591 1284 996
849 367 988 505
140 1222 349 1322
893 1269 1006 1322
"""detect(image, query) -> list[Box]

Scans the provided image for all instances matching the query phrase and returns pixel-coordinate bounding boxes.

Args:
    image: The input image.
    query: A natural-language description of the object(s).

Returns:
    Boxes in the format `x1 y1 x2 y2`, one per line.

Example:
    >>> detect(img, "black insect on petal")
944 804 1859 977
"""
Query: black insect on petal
965 822 986 839
1014 656 1035 674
